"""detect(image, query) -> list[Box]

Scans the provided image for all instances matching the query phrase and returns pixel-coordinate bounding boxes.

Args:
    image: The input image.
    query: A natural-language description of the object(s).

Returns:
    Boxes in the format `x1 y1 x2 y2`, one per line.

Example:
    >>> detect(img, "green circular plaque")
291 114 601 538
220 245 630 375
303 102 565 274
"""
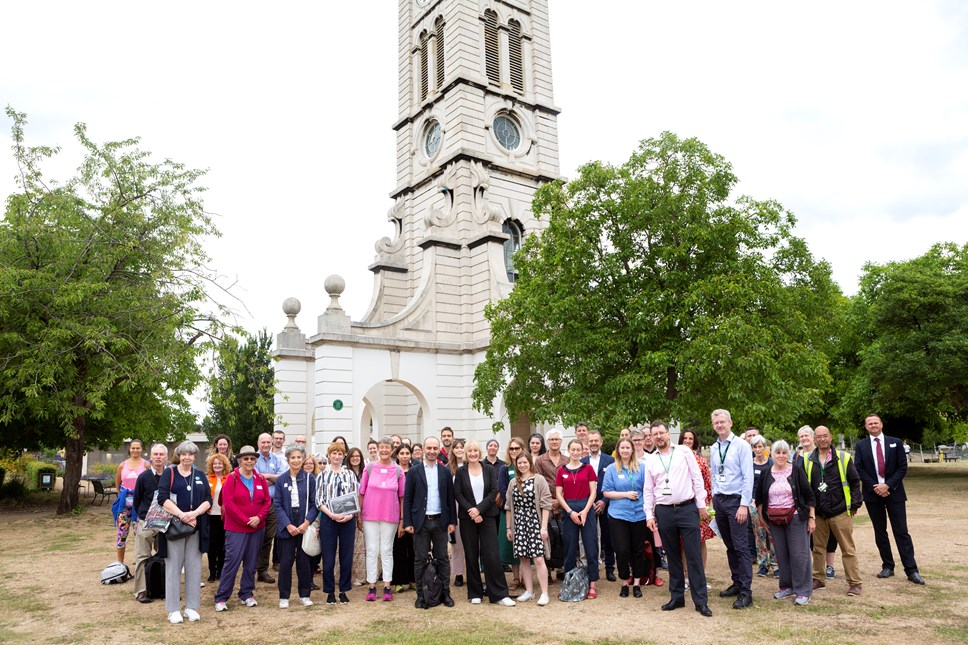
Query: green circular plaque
333 399 344 411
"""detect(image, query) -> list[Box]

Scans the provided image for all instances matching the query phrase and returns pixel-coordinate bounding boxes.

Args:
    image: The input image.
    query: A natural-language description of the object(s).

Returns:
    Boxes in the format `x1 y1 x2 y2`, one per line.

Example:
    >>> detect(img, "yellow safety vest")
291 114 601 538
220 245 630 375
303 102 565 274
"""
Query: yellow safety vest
803 450 852 509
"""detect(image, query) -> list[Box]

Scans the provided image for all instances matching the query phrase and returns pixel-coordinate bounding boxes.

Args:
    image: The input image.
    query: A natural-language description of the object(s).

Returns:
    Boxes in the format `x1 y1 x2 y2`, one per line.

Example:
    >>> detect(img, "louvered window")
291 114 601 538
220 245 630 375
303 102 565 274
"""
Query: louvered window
502 219 523 282
435 17 445 90
419 31 429 101
509 20 524 93
484 10 500 85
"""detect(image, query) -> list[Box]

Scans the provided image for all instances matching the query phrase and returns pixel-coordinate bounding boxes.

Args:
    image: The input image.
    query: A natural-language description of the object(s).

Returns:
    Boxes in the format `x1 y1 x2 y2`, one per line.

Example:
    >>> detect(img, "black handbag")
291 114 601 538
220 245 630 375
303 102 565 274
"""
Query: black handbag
164 467 199 540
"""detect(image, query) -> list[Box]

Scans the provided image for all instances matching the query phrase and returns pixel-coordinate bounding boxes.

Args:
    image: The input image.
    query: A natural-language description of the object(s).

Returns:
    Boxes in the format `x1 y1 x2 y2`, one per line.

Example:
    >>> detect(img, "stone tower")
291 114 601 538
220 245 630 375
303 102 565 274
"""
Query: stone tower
274 0 560 450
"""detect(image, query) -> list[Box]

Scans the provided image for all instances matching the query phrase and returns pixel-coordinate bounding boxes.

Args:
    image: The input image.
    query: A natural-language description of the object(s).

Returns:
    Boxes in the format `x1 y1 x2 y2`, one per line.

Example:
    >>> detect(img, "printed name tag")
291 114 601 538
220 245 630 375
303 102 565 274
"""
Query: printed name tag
890 443 897 448
256 485 264 490
562 474 569 479
381 469 388 474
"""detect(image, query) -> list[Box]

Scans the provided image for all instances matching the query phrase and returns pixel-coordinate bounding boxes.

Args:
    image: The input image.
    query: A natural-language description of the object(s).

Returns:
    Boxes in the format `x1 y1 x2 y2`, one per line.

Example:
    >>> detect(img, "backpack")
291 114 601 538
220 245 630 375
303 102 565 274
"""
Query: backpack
145 554 166 599
99 562 132 585
545 516 564 569
419 557 445 608
558 566 589 602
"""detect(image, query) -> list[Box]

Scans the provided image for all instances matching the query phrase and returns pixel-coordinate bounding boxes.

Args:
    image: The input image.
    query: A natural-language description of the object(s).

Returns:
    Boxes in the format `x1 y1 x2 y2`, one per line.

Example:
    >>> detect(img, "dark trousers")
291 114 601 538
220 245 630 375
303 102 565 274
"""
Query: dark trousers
459 515 509 602
257 509 278 574
770 515 812 598
561 499 599 582
599 509 615 574
276 534 313 599
866 495 918 574
320 516 355 593
656 503 708 606
713 494 752 594
207 514 225 579
392 531 415 586
214 528 263 603
413 516 450 594
608 516 648 581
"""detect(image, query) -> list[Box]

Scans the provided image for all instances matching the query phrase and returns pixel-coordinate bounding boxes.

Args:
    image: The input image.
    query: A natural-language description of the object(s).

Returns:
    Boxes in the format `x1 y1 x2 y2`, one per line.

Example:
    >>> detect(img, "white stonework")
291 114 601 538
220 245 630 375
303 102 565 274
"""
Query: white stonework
274 0 561 454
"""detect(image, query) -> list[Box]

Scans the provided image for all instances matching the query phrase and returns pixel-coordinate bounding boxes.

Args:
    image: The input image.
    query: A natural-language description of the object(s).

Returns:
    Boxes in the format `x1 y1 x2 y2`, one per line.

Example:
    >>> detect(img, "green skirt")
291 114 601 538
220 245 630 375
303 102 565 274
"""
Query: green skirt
498 509 518 565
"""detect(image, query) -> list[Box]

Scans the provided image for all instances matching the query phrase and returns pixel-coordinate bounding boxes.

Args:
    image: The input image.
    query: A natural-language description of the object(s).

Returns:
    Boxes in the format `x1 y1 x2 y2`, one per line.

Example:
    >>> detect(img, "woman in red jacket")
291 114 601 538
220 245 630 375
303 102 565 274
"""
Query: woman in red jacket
213 445 272 612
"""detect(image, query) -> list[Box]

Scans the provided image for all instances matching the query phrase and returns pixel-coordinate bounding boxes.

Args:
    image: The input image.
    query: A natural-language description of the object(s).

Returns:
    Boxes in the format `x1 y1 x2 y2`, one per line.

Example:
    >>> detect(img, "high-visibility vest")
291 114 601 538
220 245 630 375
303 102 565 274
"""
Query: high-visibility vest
803 450 852 509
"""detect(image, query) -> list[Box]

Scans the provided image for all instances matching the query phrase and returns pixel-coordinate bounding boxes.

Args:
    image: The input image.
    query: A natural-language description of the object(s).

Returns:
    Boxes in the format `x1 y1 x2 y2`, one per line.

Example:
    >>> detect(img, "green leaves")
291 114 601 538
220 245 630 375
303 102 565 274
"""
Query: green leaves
474 132 839 439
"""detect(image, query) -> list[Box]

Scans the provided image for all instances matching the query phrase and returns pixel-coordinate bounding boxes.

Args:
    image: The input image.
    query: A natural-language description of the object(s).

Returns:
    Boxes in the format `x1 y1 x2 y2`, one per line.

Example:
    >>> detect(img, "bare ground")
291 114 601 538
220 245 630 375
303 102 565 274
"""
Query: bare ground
1 463 966 645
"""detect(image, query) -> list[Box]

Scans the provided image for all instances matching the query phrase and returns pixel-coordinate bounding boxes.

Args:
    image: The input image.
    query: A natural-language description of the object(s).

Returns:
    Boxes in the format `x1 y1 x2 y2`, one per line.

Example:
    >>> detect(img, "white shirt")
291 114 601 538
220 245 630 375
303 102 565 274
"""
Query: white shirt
589 453 601 474
869 434 887 485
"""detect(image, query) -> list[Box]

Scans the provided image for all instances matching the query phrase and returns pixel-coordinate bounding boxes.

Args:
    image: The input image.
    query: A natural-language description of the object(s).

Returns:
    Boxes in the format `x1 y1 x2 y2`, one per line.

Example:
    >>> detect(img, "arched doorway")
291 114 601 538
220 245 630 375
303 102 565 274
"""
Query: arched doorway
359 379 430 446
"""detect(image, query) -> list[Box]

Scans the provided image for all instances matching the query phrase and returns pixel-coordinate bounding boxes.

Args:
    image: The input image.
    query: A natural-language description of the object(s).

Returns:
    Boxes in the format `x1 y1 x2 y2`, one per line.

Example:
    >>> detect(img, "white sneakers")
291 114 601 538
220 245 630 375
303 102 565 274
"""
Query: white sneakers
243 597 258 607
498 597 517 607
183 608 200 622
214 602 227 612
516 590 535 602
279 599 289 609
536 593 550 606
470 598 482 605
170 609 200 623
299 597 314 607
168 611 183 624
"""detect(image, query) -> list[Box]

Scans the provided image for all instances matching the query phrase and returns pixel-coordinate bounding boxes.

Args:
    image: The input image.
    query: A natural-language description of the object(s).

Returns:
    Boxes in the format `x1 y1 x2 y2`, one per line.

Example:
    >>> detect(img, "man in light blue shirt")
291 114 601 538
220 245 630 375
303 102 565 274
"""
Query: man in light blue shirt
708 409 755 608
255 432 286 583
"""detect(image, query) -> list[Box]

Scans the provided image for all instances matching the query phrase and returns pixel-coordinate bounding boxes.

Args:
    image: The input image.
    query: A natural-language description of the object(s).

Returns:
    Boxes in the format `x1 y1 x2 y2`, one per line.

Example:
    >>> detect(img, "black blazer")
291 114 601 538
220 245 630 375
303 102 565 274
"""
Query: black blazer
754 464 815 522
403 461 456 532
454 462 500 520
581 453 615 506
854 435 908 503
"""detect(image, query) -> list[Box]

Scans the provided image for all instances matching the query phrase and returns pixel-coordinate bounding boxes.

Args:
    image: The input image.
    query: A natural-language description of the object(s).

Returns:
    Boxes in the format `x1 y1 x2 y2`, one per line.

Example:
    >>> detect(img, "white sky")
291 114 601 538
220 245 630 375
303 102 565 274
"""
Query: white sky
3 2 967 361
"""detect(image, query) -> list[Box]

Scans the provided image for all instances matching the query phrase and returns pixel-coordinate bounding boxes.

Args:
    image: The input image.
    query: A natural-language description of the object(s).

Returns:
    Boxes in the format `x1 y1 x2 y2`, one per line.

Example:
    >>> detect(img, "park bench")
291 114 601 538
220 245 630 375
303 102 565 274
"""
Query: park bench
90 479 117 506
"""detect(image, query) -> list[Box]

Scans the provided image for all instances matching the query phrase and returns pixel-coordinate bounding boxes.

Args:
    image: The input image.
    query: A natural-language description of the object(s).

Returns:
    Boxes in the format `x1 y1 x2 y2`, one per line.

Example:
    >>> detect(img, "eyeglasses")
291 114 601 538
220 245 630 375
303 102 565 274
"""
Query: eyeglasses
240 456 256 462
509 447 522 451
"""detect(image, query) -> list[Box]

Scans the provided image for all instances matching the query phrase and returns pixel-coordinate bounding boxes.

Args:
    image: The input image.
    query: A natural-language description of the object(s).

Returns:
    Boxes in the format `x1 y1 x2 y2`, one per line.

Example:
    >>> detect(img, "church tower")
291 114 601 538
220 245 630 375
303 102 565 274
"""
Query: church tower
274 0 560 449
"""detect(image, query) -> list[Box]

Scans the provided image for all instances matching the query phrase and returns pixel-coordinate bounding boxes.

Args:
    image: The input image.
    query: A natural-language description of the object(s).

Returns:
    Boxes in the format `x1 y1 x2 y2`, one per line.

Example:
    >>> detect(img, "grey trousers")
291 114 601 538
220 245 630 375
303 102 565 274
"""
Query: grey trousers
132 521 157 597
164 532 202 613
769 514 812 598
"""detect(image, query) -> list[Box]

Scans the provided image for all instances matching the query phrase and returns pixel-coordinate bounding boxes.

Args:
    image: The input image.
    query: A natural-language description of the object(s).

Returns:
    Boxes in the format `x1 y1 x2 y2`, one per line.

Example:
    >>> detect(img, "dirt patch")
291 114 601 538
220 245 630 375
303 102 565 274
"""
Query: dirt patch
1 464 966 644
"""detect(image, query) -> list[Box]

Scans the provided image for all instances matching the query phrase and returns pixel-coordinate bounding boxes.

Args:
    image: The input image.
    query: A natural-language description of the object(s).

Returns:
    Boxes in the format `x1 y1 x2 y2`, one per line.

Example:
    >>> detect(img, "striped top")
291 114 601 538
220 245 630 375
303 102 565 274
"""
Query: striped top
315 466 359 509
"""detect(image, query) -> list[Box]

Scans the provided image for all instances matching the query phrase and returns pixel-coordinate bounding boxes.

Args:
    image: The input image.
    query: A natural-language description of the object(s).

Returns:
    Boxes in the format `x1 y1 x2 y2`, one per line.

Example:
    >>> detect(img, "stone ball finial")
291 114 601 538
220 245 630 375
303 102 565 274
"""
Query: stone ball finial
282 297 301 330
283 297 301 316
324 274 346 296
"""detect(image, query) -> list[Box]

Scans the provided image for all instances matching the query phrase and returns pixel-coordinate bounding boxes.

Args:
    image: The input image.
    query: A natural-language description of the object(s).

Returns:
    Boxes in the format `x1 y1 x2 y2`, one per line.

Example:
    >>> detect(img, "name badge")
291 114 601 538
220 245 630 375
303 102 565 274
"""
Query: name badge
381 468 388 474
562 474 569 479
818 482 828 493
889 443 897 448
717 474 726 484
256 485 264 490
661 486 672 496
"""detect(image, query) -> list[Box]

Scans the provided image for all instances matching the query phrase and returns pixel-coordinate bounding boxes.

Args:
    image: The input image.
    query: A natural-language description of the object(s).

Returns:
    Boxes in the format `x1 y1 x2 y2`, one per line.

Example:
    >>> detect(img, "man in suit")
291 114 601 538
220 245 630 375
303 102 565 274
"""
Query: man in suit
581 431 616 581
854 414 925 585
403 436 457 608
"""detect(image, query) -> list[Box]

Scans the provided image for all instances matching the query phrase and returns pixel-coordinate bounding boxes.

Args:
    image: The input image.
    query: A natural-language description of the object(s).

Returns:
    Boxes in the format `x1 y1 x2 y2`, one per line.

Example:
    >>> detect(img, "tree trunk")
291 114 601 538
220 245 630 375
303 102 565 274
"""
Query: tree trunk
57 415 85 515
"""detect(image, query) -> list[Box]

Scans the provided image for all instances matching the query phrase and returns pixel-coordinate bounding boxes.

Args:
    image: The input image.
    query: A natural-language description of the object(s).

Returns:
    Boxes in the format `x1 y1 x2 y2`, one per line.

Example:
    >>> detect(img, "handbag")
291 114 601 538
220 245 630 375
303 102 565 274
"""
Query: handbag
164 467 199 540
767 505 796 525
302 519 321 556
143 491 172 533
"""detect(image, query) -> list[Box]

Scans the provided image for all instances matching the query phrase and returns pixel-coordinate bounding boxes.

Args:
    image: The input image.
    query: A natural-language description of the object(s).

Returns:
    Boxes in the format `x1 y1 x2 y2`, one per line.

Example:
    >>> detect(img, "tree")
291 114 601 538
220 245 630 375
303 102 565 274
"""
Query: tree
838 242 968 439
202 329 277 450
473 132 840 437
0 108 226 513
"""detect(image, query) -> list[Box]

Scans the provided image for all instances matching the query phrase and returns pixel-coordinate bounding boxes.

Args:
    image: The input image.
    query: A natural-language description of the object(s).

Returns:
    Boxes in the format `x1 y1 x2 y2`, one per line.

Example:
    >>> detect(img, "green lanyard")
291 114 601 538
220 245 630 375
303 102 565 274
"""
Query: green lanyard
717 440 731 473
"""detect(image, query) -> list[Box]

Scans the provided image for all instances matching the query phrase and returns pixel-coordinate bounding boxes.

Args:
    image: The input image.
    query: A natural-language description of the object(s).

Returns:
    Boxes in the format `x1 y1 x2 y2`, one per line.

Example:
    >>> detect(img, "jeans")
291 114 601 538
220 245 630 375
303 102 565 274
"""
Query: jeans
561 498 599 582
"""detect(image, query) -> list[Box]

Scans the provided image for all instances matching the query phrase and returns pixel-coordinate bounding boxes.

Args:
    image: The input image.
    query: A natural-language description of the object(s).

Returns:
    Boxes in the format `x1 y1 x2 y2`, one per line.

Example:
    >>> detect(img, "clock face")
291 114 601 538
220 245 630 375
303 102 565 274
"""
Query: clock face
493 115 521 151
416 0 431 6
425 120 442 157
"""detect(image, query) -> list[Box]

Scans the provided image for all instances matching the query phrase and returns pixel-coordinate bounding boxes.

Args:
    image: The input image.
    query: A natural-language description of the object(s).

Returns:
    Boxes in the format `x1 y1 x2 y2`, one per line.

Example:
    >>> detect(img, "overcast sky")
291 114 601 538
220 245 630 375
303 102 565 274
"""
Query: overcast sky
3 1 967 342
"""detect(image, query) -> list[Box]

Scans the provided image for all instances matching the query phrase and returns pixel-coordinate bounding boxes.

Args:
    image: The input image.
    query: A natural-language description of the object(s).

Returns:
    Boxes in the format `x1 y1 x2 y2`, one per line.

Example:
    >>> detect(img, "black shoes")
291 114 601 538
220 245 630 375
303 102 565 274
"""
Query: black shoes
327 593 337 605
908 572 926 585
632 586 642 598
338 592 349 604
454 575 464 587
661 599 685 611
719 583 741 598
619 585 629 598
415 597 427 609
732 593 753 609
695 603 713 617
207 574 217 582
135 593 152 604
606 571 617 582
442 595 455 608
257 572 276 584
877 568 895 578
311 582 321 590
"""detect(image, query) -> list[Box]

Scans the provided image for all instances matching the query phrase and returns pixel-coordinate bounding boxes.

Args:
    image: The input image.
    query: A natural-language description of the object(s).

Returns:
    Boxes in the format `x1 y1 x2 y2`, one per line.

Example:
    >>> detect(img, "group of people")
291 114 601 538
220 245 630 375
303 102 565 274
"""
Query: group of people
115 412 923 623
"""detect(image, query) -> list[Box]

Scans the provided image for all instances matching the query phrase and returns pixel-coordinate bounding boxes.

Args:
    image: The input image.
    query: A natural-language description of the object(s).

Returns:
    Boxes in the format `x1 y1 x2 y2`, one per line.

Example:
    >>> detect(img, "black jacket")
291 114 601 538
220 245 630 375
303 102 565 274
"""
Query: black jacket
804 449 862 519
754 464 815 522
402 461 456 532
454 462 500 520
132 466 164 521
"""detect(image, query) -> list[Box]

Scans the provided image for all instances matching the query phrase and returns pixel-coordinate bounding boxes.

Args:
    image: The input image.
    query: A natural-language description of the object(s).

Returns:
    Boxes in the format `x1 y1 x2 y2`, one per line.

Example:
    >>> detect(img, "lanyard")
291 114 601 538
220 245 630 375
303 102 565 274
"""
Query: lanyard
656 450 674 477
716 440 732 474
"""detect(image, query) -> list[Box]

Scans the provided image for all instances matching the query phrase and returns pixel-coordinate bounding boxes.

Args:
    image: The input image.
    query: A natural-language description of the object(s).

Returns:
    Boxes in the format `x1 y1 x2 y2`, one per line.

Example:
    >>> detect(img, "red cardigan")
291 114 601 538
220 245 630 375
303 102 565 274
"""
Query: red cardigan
219 468 272 533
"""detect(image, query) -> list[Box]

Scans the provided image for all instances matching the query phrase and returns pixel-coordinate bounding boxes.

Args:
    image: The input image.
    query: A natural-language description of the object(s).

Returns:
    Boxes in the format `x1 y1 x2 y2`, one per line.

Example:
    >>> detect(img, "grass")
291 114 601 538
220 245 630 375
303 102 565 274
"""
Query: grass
935 626 968 643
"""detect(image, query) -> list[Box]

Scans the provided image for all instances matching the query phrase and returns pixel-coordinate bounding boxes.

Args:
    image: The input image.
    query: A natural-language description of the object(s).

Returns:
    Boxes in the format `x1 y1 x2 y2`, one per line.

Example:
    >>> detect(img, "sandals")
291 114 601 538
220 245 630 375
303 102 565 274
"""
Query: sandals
587 582 597 599
508 578 522 591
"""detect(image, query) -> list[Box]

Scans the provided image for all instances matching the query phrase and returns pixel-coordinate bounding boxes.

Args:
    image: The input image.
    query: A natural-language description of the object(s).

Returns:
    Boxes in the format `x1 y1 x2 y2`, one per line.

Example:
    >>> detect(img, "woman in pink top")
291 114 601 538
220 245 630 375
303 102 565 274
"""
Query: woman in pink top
114 439 148 564
359 438 406 602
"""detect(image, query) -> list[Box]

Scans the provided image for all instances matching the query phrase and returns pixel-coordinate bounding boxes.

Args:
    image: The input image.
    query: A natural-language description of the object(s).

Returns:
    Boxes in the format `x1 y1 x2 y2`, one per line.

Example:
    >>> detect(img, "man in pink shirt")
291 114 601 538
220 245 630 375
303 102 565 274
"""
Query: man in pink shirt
643 420 712 617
